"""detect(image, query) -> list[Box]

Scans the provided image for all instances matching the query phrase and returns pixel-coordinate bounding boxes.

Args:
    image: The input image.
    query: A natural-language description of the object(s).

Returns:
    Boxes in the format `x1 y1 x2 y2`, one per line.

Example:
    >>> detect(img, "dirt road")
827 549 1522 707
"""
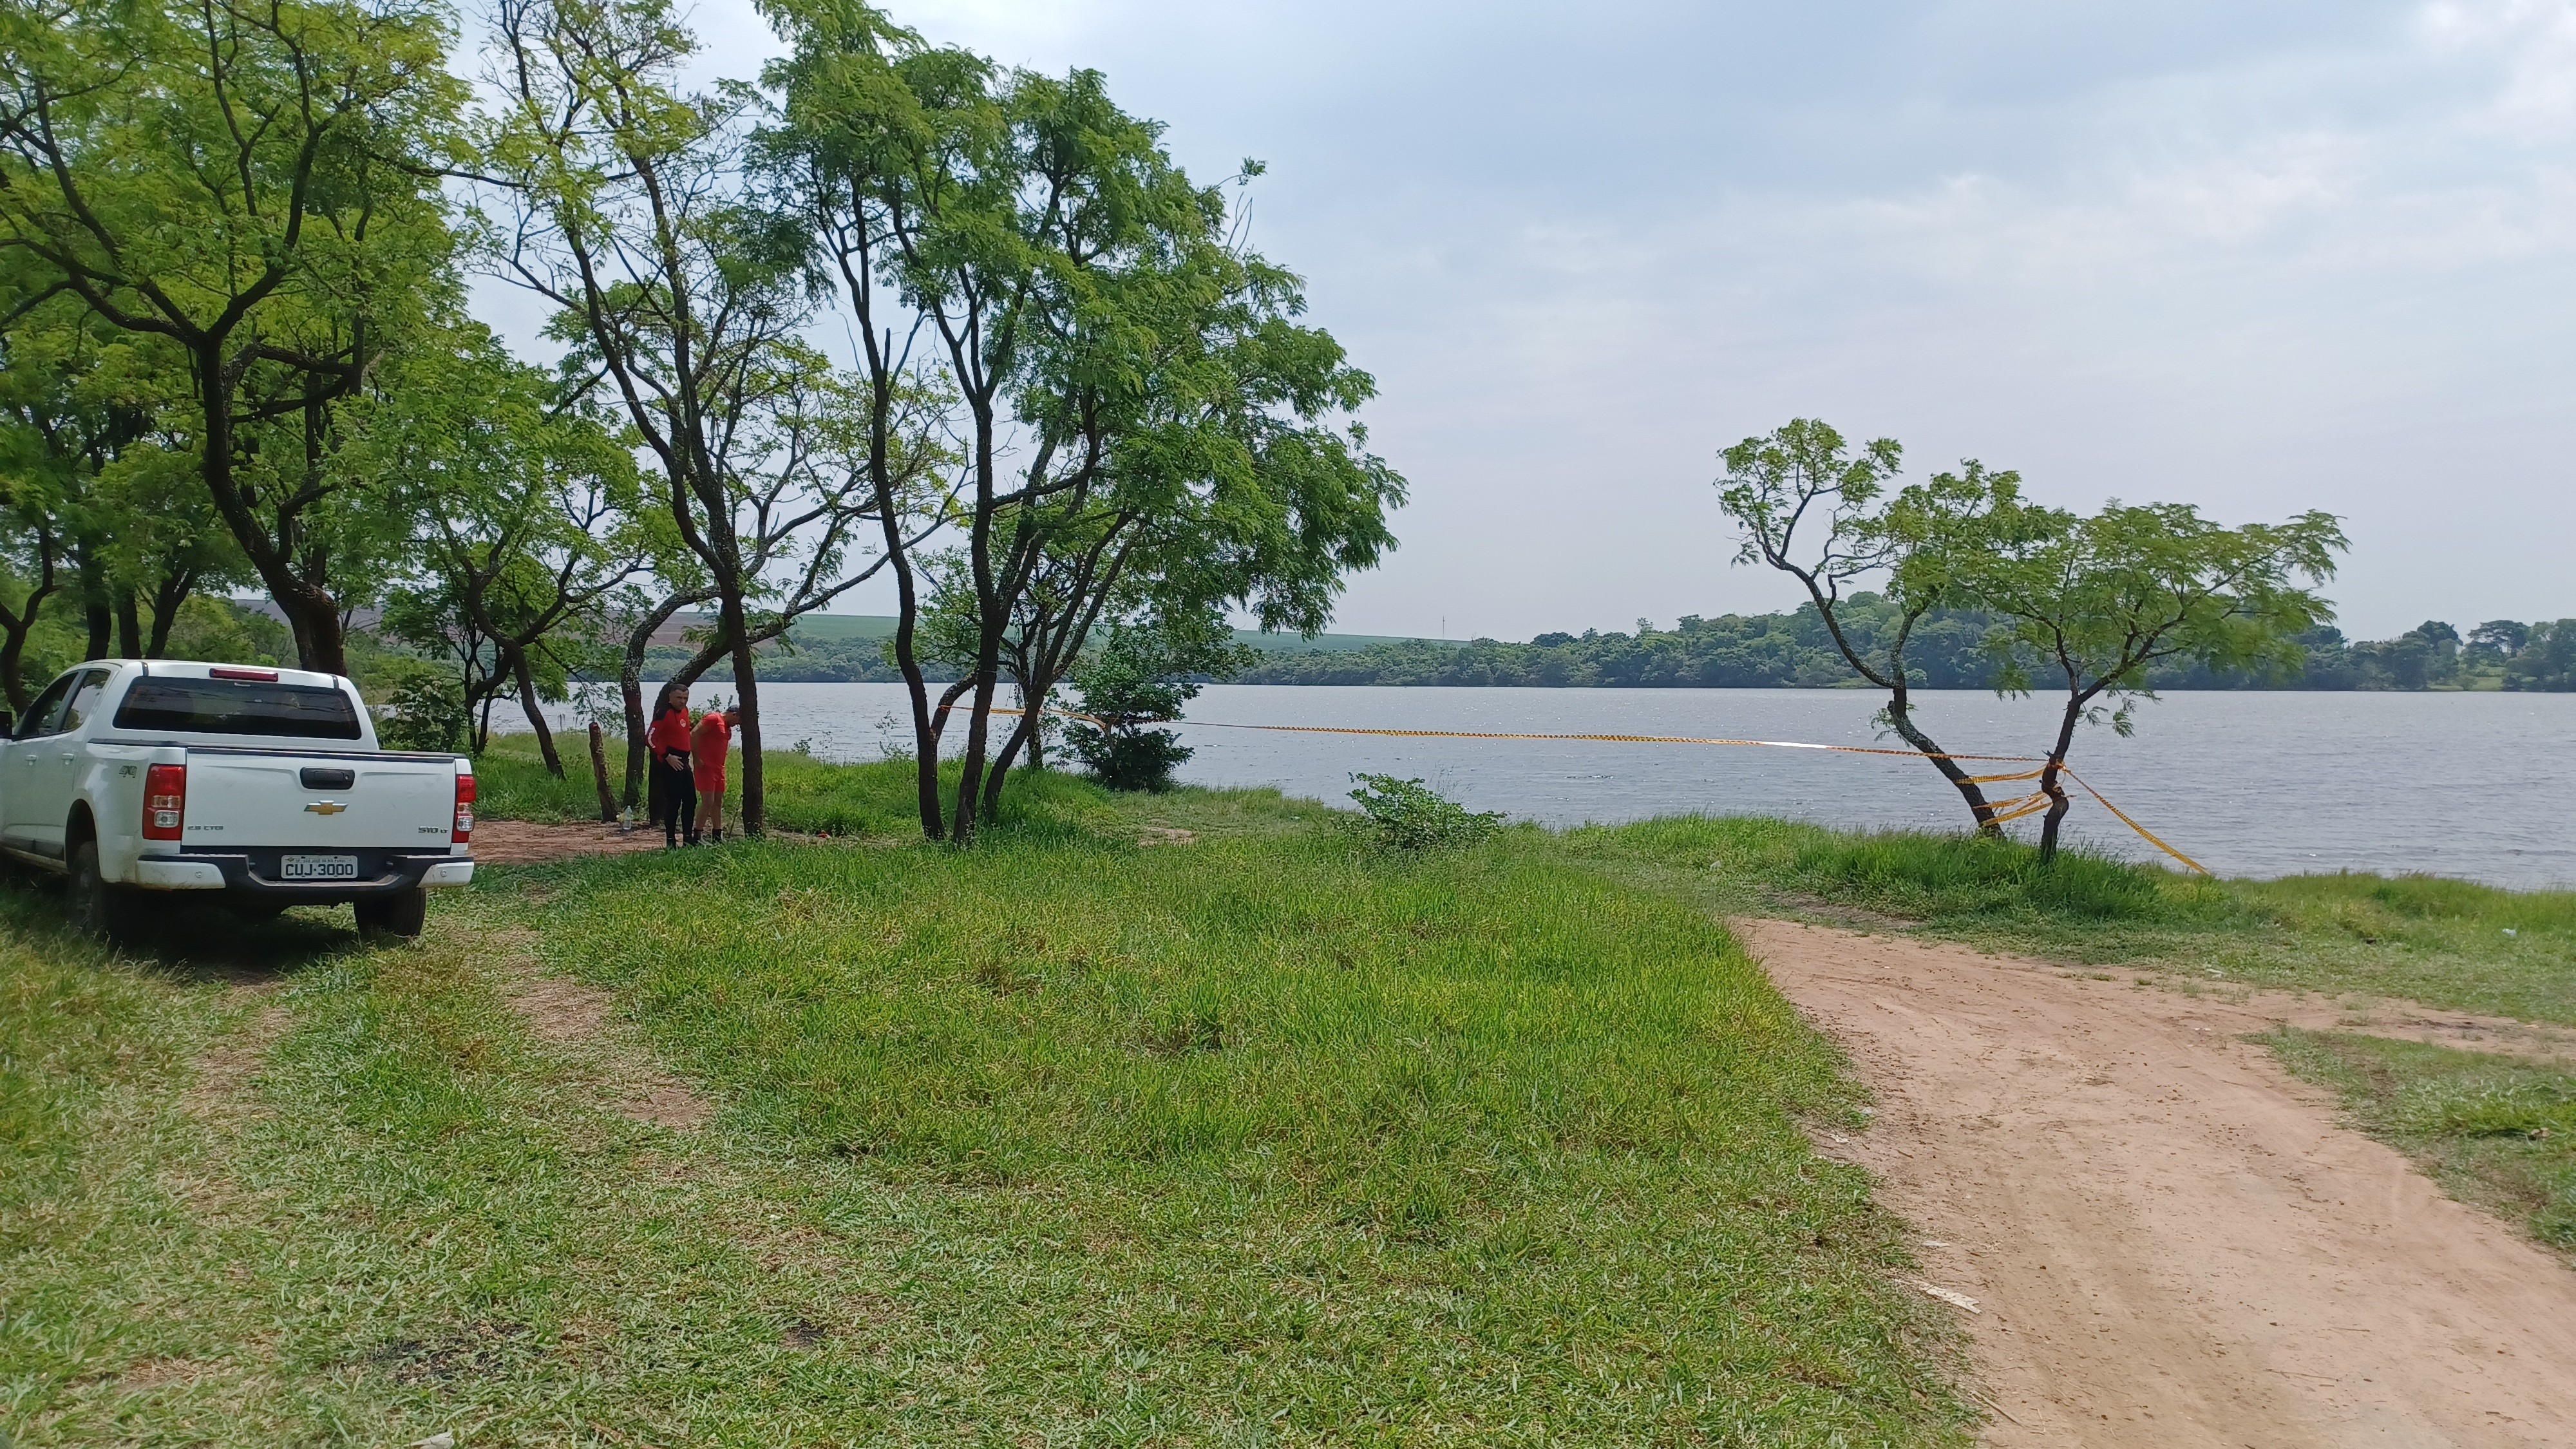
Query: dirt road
1739 919 2576 1447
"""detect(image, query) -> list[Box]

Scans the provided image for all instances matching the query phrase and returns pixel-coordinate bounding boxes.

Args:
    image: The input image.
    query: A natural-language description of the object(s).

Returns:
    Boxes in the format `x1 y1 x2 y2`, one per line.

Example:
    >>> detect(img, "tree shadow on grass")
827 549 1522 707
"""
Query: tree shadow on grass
0 866 368 986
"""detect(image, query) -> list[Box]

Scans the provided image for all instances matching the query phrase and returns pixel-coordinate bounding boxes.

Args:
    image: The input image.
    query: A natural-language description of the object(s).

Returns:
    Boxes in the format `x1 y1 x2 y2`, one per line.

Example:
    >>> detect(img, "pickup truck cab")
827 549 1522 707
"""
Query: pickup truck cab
0 660 475 938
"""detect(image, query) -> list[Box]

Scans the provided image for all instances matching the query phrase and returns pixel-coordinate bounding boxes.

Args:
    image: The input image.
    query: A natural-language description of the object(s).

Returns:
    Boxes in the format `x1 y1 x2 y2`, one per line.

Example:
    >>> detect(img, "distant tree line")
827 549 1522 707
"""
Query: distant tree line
1228 609 2576 692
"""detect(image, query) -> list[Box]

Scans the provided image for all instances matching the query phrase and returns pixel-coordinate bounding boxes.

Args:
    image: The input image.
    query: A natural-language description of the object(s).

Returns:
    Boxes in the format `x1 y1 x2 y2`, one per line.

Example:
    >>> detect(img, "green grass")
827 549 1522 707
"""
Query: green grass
2266 1030 2576 1257
471 736 1110 838
0 768 1973 1446
1565 815 2576 1025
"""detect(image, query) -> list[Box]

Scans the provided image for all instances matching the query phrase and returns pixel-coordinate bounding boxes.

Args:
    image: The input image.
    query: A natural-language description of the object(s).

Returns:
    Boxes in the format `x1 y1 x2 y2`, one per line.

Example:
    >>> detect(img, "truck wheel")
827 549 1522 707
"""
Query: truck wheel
66 839 117 942
354 887 428 940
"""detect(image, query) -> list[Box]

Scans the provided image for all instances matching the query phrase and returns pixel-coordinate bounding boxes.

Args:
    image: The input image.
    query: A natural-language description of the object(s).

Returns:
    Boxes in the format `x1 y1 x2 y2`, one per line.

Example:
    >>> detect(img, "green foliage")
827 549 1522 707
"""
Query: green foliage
0 0 470 672
1973 500 2349 725
2505 620 2576 691
160 597 290 667
1064 727 1193 793
1233 611 2576 692
1239 598 1993 686
374 659 468 753
2268 1031 2576 1254
1345 773 1507 851
1063 610 1250 791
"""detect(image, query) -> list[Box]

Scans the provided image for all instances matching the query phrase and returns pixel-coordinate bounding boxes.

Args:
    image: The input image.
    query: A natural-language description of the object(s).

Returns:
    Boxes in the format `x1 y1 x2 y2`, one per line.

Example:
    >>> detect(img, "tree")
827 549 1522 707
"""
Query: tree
1969 500 2345 861
2407 620 2460 685
396 340 649 772
764 10 1399 840
1063 604 1249 791
480 0 907 835
0 0 466 674
1718 419 2015 833
2504 621 2576 692
2467 620 2529 662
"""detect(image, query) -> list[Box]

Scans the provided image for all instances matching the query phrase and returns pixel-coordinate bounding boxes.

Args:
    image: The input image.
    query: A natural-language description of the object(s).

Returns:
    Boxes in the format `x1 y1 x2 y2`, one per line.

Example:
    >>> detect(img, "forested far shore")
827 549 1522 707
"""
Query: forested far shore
604 600 2574 690
604 598 2575 691
1231 605 2575 691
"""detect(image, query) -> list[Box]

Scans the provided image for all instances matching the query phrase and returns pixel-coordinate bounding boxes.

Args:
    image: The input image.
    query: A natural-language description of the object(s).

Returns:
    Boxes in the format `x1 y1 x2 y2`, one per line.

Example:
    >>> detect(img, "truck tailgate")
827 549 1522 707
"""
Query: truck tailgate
184 753 456 851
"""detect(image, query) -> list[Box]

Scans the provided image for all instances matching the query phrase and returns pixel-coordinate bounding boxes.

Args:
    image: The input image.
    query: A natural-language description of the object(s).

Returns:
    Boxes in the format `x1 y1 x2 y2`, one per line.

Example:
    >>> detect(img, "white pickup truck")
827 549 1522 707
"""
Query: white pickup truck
0 659 475 938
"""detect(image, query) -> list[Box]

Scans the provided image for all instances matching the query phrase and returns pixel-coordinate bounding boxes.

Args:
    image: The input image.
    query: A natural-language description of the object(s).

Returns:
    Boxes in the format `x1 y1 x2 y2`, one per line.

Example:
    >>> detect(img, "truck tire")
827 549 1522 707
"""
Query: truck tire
66 838 118 942
354 887 428 940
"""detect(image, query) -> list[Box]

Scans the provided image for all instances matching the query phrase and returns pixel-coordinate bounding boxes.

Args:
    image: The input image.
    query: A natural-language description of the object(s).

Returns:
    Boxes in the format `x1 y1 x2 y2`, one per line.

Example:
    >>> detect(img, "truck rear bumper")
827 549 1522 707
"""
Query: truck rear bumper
136 858 227 890
167 849 472 902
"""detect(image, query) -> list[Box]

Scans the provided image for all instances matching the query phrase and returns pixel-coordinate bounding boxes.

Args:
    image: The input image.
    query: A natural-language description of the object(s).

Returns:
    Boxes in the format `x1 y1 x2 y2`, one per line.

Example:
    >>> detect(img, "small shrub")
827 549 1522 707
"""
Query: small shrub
1346 774 1504 851
377 667 466 753
1065 723 1192 793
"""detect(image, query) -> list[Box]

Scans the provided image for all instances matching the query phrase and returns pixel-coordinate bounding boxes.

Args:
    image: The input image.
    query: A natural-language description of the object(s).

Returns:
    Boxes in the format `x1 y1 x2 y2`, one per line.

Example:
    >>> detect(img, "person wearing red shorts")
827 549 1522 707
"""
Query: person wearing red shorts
691 704 738 842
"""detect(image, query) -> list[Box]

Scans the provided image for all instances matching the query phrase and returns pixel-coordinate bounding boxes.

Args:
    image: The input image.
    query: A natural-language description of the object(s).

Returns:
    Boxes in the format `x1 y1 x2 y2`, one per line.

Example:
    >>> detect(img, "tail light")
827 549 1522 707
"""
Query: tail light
143 762 186 841
453 770 476 844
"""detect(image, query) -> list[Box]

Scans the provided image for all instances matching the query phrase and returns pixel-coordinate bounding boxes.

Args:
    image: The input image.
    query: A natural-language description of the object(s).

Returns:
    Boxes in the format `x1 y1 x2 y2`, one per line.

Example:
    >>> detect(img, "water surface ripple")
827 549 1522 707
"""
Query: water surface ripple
571 684 2575 889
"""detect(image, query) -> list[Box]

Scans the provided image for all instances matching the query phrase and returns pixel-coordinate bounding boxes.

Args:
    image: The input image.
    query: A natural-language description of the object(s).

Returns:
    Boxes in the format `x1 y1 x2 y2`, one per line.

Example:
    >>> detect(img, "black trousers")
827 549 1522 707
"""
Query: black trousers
656 755 697 842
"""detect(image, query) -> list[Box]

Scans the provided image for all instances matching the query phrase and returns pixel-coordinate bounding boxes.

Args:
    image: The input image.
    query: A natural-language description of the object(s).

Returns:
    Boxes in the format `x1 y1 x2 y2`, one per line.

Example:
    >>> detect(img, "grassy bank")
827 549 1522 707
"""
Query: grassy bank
2266 1030 2575 1258
1569 815 2576 1026
0 762 1972 1446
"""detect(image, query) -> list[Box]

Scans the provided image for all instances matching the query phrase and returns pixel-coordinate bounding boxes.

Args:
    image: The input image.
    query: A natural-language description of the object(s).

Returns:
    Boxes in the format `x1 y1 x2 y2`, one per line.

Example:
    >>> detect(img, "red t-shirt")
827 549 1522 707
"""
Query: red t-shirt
647 706 693 754
690 712 734 789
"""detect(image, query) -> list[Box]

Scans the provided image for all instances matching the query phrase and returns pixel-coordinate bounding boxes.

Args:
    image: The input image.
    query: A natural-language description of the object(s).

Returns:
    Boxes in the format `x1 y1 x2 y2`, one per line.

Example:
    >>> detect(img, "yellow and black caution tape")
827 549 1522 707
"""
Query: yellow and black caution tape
989 706 2210 876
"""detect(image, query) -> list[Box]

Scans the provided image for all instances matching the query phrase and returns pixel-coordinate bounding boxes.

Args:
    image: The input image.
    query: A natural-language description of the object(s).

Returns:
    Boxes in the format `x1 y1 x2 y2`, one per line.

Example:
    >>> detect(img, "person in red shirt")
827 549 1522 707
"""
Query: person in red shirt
691 704 738 843
645 685 696 847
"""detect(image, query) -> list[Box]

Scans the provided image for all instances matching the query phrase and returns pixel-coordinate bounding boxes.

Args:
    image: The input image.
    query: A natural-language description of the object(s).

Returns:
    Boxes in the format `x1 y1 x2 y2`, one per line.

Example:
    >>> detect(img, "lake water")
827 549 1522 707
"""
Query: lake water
537 684 2576 889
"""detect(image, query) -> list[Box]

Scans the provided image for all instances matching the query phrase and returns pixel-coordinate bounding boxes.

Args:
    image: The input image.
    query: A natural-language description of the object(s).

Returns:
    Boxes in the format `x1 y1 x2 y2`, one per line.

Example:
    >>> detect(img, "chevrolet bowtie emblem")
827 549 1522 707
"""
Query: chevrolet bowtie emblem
305 800 348 815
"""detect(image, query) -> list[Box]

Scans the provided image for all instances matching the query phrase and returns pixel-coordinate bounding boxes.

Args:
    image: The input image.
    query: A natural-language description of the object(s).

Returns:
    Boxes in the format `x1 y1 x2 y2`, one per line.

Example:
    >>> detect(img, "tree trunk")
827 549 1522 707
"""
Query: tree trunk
0 541 61 709
278 589 350 677
717 590 764 836
1884 679 2000 833
114 591 141 659
897 589 943 842
587 722 618 822
194 371 349 676
511 649 564 776
146 567 193 657
980 673 1054 820
2035 695 2087 864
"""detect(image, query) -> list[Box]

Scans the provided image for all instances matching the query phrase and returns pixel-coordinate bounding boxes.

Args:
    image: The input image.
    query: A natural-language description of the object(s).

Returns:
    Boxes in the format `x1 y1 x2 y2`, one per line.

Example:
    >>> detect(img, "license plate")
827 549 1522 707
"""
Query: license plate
280 854 359 880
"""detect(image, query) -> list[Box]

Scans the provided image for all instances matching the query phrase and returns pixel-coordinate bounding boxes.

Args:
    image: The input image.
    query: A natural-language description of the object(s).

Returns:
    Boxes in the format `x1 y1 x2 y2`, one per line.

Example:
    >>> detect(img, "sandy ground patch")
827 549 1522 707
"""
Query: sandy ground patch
1740 918 2576 1448
469 820 668 866
497 964 713 1131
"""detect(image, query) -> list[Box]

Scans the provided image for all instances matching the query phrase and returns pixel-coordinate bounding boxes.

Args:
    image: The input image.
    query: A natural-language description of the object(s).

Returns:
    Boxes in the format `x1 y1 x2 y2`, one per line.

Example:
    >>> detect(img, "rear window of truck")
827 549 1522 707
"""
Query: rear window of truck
113 677 364 740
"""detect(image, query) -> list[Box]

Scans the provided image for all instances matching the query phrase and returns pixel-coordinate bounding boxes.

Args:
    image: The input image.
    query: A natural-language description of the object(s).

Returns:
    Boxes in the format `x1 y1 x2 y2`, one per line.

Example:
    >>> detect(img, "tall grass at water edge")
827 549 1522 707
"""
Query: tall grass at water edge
1569 815 2576 1024
2267 1030 2576 1258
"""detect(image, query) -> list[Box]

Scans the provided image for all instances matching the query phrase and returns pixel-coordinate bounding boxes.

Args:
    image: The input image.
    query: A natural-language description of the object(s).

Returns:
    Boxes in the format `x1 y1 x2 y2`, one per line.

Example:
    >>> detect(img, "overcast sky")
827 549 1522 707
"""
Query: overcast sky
531 0 2576 641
